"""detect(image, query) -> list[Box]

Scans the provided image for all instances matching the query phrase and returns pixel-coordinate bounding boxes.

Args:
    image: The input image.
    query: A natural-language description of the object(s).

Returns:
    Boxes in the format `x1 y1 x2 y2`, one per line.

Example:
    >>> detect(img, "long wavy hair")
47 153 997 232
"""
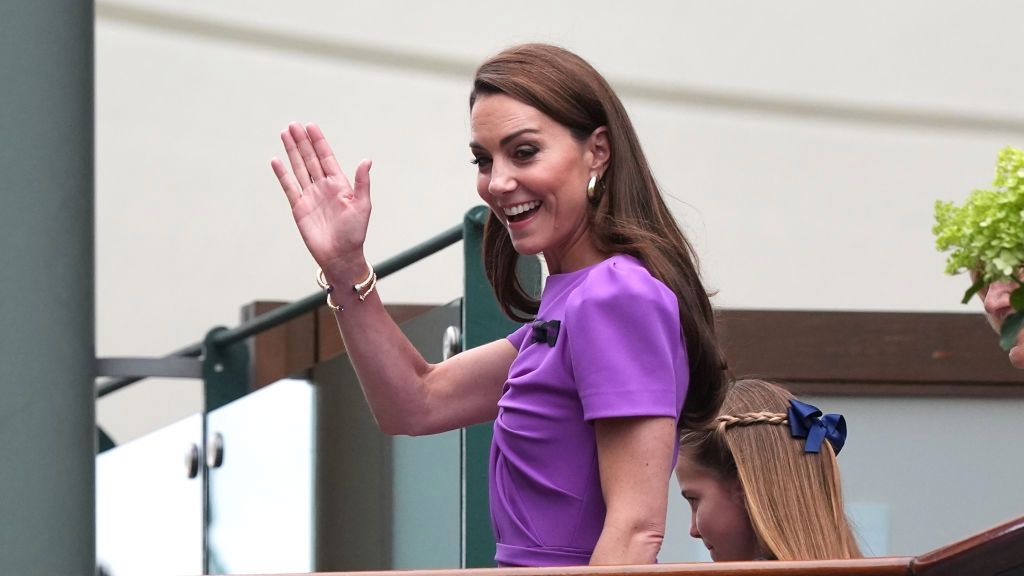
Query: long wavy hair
679 379 862 560
469 43 726 429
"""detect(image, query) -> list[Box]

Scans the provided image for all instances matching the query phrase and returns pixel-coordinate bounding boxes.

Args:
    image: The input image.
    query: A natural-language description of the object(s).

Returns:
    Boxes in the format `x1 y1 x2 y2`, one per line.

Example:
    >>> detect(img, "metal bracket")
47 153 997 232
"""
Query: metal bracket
202 326 250 413
96 357 203 379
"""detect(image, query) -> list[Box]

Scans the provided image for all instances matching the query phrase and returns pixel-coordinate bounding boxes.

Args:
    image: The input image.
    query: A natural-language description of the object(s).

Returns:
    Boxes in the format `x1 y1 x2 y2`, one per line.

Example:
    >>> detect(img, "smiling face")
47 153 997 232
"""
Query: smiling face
675 453 761 562
469 93 608 273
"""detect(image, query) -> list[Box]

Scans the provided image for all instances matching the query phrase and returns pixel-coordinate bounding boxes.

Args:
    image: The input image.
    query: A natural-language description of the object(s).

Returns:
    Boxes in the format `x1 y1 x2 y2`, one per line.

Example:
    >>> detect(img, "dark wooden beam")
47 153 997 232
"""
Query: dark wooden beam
717 310 1024 396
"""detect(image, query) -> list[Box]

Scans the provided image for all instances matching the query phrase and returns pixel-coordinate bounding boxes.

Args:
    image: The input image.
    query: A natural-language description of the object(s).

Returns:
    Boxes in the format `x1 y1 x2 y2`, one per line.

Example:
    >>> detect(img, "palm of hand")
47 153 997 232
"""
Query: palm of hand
292 174 368 268
270 122 373 274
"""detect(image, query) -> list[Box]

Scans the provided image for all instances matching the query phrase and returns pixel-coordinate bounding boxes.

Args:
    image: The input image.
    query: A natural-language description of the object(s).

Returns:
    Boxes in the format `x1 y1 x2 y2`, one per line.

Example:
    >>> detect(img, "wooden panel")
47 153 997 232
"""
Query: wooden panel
717 310 1024 395
245 302 435 390
912 514 1024 576
270 556 912 576
267 514 1024 574
315 304 435 362
246 305 1024 395
242 301 315 390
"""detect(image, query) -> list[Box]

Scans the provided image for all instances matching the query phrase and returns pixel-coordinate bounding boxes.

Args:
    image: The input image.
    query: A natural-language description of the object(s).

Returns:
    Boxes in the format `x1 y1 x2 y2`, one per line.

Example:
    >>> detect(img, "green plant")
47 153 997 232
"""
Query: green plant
933 146 1024 350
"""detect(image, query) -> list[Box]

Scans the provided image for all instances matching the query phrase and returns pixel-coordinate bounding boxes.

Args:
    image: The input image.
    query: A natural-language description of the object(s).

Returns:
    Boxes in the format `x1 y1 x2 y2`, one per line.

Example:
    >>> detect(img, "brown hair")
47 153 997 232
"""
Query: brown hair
679 379 862 560
469 43 726 429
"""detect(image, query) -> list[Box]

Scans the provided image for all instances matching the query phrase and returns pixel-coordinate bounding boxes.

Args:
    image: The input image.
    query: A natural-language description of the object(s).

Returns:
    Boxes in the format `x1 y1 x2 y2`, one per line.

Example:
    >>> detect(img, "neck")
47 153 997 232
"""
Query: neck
543 229 605 274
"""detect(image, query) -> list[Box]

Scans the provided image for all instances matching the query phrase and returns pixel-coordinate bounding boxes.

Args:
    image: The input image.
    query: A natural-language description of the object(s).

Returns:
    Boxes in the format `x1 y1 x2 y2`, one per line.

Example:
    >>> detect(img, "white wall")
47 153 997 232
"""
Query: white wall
94 0 1024 564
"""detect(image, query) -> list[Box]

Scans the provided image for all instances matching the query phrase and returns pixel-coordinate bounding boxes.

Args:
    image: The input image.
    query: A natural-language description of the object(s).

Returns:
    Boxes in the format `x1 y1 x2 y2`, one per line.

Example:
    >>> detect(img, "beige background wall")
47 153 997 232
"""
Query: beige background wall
93 0 1024 564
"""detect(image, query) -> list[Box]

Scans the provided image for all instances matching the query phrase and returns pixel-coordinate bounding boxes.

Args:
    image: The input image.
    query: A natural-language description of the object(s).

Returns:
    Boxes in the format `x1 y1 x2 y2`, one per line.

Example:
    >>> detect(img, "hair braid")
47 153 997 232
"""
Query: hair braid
716 411 788 431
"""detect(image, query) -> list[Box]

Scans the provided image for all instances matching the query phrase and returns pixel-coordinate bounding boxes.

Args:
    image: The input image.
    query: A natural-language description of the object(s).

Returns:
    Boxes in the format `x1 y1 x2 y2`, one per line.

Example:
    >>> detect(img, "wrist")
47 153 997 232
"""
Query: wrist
321 257 371 288
317 257 378 312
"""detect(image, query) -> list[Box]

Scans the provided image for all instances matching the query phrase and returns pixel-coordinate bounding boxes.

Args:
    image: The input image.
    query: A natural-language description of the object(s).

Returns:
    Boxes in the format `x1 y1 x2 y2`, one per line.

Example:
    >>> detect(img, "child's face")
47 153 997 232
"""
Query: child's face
675 454 760 561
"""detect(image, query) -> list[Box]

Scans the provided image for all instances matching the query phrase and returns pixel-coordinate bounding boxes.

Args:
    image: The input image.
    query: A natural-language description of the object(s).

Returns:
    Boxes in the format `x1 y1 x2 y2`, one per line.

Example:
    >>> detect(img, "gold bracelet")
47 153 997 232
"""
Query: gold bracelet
353 265 375 293
317 264 376 311
316 267 343 311
357 271 378 301
326 291 343 311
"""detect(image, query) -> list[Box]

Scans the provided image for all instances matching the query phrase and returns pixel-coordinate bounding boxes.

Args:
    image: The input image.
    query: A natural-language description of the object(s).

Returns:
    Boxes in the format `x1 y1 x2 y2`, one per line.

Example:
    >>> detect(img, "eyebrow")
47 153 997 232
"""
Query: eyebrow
469 128 541 150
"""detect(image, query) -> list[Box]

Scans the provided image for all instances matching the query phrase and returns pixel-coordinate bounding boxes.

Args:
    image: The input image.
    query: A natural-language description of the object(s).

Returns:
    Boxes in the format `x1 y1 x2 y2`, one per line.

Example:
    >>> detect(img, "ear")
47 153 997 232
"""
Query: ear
587 126 611 176
727 478 747 506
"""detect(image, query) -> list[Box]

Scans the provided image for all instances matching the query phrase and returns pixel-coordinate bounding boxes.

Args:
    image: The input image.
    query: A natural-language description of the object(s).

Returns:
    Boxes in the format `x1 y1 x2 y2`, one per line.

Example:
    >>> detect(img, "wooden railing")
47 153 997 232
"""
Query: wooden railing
259 514 1023 576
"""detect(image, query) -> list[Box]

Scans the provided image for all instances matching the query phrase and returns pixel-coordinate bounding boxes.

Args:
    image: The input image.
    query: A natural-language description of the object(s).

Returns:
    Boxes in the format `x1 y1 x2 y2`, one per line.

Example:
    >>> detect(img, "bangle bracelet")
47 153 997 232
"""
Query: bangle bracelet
317 264 376 311
316 268 331 291
353 265 375 293
326 291 343 312
316 267 344 311
357 271 377 301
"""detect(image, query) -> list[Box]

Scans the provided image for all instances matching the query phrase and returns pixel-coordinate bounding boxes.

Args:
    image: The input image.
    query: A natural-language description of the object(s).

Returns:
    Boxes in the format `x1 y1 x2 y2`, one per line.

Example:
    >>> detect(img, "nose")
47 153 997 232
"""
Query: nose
689 514 701 540
983 280 1014 316
486 161 516 197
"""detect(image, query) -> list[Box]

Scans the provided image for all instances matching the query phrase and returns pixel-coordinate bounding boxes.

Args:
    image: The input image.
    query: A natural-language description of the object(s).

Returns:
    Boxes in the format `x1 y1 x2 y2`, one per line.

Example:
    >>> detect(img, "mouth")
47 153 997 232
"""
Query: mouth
503 200 542 223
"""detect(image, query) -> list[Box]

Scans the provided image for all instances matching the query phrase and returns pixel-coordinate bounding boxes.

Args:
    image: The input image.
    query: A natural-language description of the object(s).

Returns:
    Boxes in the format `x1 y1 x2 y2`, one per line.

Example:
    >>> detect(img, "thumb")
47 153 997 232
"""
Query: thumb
353 159 373 200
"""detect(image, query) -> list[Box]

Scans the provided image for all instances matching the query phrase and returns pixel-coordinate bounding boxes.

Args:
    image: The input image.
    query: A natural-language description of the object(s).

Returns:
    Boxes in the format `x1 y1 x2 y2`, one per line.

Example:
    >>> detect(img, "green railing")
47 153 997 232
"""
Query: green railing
95 206 541 570
95 222 465 399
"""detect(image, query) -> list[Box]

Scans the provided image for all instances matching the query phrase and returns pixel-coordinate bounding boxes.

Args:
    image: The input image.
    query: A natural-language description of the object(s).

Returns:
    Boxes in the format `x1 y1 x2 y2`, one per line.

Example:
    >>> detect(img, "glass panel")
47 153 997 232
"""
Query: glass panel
96 414 204 576
313 301 462 571
206 378 315 574
391 303 462 569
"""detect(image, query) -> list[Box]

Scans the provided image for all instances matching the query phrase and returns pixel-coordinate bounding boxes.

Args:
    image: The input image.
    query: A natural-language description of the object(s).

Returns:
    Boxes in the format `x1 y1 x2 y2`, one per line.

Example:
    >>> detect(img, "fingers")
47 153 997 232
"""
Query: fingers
270 157 302 206
281 128 312 189
307 123 344 178
288 122 326 184
353 158 373 201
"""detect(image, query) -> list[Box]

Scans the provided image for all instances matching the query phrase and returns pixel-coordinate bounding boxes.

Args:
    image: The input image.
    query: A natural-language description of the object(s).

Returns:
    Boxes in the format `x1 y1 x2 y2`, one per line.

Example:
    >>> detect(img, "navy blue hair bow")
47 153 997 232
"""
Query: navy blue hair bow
787 399 846 455
531 320 560 347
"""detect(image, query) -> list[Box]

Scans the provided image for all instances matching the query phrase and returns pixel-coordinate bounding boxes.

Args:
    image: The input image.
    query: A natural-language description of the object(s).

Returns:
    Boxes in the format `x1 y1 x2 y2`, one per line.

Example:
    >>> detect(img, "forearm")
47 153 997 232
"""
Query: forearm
589 514 664 565
323 258 510 436
324 259 434 435
590 416 675 565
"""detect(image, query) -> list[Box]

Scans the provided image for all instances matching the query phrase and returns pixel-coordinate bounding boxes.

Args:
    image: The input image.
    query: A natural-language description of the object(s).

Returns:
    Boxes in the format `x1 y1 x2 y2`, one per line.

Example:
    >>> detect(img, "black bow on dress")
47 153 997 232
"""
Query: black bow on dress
531 320 561 347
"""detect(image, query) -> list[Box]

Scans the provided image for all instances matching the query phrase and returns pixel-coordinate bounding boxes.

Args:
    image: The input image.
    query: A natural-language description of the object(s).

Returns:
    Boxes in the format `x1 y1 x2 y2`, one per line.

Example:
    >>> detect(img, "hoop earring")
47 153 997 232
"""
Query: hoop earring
587 174 601 204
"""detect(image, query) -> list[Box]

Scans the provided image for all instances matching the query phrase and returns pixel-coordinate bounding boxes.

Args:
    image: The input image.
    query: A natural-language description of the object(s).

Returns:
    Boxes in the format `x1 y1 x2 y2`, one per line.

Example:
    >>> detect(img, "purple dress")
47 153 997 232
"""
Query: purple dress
490 254 689 567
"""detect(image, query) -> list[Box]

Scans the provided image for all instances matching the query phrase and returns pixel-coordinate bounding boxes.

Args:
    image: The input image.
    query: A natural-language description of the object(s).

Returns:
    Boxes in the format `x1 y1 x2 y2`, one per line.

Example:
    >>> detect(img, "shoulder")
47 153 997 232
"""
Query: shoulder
567 254 677 310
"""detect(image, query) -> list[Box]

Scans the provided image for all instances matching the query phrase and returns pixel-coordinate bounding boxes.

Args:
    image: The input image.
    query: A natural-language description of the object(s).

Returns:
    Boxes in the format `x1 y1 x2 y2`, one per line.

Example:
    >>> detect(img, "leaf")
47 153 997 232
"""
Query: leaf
1012 286 1024 312
961 278 986 304
999 311 1024 351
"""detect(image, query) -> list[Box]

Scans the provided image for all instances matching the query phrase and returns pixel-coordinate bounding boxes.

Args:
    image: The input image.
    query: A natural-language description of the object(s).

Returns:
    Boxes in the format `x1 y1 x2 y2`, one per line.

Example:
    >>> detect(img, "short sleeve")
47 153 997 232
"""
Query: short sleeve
506 322 532 352
565 260 687 421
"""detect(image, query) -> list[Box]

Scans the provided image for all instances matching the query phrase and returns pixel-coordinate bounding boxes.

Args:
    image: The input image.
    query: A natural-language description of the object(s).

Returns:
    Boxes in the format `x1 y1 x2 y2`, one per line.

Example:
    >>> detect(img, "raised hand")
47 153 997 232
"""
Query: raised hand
270 122 372 278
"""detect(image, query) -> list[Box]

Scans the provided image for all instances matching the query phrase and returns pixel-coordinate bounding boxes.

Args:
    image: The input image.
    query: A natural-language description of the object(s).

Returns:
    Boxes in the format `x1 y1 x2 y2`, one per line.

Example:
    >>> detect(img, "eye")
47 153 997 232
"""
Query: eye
471 156 492 169
513 145 538 161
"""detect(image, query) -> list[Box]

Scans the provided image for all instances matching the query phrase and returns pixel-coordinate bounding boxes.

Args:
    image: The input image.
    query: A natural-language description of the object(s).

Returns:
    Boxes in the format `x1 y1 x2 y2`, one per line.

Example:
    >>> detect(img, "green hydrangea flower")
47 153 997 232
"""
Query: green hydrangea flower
934 146 1024 350
933 146 1024 285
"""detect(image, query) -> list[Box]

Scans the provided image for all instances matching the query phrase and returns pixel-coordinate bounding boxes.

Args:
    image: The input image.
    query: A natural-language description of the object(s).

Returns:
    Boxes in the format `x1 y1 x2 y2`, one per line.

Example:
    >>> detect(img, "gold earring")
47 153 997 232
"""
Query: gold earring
587 174 600 203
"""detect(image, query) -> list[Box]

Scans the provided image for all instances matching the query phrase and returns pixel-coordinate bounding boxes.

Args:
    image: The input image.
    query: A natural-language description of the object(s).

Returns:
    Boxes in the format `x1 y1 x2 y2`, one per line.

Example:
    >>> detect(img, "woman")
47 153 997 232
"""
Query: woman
676 379 861 561
270 43 726 567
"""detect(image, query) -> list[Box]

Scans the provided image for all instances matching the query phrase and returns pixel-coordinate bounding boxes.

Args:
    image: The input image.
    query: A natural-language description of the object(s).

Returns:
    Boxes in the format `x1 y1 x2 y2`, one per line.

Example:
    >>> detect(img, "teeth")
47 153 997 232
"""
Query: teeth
503 201 540 216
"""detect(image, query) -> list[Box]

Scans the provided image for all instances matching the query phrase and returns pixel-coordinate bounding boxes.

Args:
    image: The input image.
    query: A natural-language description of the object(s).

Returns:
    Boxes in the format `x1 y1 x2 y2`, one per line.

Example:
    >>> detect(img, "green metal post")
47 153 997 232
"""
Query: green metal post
460 206 541 568
0 1 95 574
202 326 251 413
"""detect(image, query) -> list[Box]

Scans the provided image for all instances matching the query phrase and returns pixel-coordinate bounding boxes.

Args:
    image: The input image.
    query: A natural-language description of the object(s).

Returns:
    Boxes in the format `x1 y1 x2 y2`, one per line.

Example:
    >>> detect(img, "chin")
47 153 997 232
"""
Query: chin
507 238 543 257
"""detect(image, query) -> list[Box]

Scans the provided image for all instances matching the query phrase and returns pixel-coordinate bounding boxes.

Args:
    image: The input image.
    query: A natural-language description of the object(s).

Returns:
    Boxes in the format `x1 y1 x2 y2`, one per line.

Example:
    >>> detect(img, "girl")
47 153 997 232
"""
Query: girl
676 379 861 561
